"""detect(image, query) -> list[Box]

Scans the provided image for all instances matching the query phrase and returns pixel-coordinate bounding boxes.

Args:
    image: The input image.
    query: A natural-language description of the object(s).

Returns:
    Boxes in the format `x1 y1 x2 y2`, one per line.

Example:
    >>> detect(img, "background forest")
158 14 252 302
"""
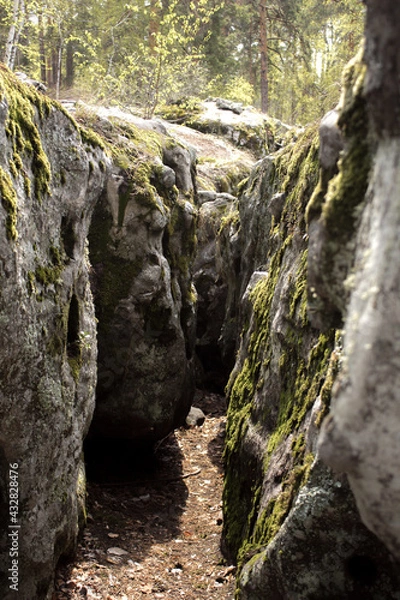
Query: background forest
0 0 364 125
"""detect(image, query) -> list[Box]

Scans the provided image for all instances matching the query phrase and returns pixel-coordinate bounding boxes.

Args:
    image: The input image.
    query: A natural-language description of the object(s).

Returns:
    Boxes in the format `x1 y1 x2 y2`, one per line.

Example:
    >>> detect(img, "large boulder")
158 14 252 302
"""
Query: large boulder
220 86 400 596
83 113 198 445
0 68 106 599
162 98 294 158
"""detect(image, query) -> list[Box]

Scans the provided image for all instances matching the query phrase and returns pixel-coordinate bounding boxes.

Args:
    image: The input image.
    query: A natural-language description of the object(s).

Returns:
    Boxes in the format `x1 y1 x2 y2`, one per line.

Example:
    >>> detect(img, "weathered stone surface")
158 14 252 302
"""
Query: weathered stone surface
317 23 400 559
86 115 197 444
239 462 400 600
215 97 244 114
318 109 343 170
173 99 294 158
307 51 370 331
220 108 400 596
193 193 238 390
185 406 206 427
0 71 106 599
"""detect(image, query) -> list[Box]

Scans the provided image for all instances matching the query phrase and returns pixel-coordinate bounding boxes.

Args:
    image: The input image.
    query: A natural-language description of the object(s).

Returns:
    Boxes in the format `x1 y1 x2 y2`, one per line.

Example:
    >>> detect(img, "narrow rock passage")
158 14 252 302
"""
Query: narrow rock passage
54 393 235 599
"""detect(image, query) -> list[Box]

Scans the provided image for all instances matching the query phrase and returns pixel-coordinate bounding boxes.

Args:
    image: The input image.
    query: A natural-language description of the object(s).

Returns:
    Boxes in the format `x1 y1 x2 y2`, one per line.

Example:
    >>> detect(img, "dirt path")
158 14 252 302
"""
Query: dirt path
54 393 235 599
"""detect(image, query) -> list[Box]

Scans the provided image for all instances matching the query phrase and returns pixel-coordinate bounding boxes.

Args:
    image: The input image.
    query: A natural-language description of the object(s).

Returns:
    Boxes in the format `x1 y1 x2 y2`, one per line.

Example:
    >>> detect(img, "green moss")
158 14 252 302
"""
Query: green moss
219 208 240 236
0 67 52 205
165 198 197 278
314 332 341 427
306 53 370 239
27 271 36 295
222 124 337 572
157 97 202 123
0 166 18 240
35 265 61 286
242 452 314 561
305 165 336 225
79 126 106 150
34 245 64 287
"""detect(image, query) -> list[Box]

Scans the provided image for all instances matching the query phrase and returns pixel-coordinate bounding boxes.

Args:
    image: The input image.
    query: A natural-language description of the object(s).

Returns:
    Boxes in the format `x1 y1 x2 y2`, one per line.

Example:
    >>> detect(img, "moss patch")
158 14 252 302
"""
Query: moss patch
0 66 52 205
0 166 18 240
222 124 337 571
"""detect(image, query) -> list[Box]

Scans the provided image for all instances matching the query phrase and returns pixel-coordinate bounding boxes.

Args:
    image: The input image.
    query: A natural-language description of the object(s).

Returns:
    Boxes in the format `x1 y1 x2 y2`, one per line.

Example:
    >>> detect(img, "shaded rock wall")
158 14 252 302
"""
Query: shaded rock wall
84 114 198 445
0 69 106 599
193 193 239 391
219 45 400 596
0 78 201 598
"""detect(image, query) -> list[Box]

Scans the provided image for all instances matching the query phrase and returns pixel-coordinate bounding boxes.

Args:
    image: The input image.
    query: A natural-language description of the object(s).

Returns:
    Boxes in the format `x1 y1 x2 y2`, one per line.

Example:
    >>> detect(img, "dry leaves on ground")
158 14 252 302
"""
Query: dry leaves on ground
54 392 235 600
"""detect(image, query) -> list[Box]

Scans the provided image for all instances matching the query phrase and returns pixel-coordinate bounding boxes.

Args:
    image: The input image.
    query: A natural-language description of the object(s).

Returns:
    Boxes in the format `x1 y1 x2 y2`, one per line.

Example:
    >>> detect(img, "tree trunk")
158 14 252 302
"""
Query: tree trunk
38 7 47 84
4 0 25 69
259 0 268 113
149 0 160 54
65 40 74 88
55 20 63 99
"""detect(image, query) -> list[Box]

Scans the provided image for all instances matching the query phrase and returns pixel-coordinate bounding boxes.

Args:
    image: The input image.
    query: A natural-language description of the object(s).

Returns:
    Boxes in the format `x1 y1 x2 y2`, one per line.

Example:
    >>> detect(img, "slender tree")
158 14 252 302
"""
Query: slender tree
4 0 25 69
259 0 268 112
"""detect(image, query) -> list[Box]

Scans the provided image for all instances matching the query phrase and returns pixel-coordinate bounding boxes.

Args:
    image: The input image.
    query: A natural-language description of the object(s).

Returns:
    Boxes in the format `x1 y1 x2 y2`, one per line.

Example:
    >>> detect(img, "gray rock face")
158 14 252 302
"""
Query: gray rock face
317 5 400 560
0 73 106 599
318 109 343 170
87 120 197 445
193 193 238 390
239 462 400 600
220 98 400 595
188 100 293 158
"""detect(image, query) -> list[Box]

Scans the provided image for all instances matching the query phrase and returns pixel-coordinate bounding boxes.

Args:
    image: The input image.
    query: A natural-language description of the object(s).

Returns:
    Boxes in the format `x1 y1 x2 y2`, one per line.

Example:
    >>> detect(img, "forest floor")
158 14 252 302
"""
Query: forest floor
53 392 236 600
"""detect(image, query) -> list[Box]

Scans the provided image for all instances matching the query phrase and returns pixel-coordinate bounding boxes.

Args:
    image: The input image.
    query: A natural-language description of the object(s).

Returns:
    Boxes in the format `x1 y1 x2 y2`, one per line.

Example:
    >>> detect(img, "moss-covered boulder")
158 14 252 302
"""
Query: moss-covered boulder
82 111 197 445
0 68 106 599
220 95 400 596
159 98 294 159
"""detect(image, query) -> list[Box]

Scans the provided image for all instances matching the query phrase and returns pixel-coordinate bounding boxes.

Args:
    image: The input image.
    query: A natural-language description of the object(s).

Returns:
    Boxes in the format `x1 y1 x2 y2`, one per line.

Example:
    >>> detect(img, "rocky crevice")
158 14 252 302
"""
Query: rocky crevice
2 10 400 595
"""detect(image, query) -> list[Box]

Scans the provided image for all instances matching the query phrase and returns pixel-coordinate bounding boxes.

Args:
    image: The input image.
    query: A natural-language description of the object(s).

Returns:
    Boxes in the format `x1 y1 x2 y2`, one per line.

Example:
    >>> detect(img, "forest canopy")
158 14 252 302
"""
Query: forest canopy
0 0 364 124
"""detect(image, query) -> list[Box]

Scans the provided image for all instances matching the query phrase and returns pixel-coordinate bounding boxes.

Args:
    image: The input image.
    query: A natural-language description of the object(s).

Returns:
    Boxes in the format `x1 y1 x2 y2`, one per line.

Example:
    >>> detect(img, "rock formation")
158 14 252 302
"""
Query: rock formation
0 67 106 599
0 75 199 599
316 0 400 563
82 111 198 446
219 40 400 597
193 192 238 391
2 1 400 594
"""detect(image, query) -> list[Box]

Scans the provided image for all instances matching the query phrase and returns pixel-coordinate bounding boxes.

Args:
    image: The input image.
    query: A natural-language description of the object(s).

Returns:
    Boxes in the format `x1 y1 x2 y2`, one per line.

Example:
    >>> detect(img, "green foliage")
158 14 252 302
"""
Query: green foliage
157 97 202 123
0 165 18 240
0 0 364 124
224 76 255 106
